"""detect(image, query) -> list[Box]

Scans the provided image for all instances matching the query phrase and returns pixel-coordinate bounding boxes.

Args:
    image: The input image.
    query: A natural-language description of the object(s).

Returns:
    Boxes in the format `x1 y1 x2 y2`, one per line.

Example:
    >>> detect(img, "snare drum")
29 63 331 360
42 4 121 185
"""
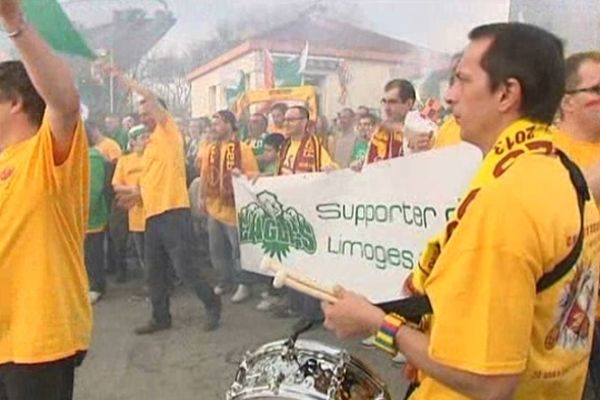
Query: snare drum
226 339 390 400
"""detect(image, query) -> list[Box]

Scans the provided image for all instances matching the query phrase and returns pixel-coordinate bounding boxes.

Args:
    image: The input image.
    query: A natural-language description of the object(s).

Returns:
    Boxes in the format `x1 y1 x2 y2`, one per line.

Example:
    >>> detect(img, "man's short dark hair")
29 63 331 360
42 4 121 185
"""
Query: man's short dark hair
271 103 288 114
468 22 564 124
0 61 45 127
288 105 310 120
214 109 237 131
384 79 416 103
263 133 285 151
564 51 600 92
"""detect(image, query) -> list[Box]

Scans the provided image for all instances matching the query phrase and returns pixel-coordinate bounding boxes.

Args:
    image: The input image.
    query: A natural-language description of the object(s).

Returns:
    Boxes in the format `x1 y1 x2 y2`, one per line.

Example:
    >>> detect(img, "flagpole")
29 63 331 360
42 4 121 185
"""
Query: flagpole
109 50 114 114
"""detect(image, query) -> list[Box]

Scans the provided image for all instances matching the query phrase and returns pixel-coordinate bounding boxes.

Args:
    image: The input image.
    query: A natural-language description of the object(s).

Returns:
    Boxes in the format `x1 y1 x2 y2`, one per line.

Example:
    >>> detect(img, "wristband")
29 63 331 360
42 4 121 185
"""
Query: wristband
374 313 406 355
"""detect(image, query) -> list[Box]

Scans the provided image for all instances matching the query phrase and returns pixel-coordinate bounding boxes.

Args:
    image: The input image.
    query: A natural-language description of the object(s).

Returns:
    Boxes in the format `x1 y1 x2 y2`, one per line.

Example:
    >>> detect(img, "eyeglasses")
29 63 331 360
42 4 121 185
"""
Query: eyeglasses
565 84 600 96
380 98 402 105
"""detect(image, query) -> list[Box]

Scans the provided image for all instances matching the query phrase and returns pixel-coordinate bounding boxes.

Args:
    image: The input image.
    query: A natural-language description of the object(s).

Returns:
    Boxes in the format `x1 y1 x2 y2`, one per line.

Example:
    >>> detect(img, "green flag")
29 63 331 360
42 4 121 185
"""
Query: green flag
23 0 95 59
226 70 246 107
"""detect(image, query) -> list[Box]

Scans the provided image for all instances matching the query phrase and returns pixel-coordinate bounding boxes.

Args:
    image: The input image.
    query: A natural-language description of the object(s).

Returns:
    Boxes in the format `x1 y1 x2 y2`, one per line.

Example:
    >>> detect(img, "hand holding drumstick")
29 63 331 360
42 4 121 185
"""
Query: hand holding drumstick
260 257 338 303
259 257 388 339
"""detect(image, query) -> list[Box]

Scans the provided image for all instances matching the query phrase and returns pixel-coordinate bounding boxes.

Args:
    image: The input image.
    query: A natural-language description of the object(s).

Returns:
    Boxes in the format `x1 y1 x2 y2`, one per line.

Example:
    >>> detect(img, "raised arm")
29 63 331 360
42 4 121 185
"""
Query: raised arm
0 1 81 158
104 64 169 126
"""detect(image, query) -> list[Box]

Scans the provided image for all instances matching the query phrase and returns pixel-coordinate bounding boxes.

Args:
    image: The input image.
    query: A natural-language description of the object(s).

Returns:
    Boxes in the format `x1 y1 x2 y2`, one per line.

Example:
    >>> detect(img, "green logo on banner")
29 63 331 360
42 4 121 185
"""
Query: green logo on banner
238 191 317 260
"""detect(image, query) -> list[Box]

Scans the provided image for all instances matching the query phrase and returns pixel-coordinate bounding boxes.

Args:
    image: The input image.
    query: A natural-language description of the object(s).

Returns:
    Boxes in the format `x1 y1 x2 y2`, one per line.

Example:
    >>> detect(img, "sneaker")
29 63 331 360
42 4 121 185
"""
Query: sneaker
89 291 103 305
392 352 407 365
231 284 251 303
134 320 172 335
361 335 376 348
256 295 280 311
214 285 233 296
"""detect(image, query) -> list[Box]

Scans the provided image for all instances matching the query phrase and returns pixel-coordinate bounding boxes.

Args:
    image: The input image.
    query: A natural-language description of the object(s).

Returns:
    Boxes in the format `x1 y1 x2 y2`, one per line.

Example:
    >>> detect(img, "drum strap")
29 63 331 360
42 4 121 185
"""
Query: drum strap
377 150 589 324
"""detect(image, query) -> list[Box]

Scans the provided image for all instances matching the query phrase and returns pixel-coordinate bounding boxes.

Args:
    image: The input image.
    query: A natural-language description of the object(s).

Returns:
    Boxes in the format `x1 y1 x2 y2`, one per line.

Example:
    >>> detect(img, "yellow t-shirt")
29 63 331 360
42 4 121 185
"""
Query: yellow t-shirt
280 136 336 173
434 116 462 149
140 115 190 220
112 152 145 232
553 129 600 320
413 155 600 400
0 114 92 364
95 136 122 162
200 141 259 225
554 129 600 168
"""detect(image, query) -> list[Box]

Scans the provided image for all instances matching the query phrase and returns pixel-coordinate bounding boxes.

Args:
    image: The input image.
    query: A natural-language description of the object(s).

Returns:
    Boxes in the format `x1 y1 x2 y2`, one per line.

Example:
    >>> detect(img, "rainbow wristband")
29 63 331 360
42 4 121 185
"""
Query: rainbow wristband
374 313 406 355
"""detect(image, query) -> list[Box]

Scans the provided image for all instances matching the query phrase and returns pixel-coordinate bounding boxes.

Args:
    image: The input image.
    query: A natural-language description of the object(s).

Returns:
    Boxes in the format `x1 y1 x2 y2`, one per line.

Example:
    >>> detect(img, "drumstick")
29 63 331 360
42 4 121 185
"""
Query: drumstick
260 257 336 299
273 271 338 303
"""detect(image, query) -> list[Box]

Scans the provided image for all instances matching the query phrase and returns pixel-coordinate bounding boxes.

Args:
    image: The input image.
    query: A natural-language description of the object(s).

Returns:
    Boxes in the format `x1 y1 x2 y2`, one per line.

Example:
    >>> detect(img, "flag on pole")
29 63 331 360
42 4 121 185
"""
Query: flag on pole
23 0 95 59
273 41 309 87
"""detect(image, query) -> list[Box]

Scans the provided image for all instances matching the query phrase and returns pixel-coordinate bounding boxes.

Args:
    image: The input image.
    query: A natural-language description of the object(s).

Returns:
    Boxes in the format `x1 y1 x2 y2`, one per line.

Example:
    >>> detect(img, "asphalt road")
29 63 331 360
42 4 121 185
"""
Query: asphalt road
74 278 410 400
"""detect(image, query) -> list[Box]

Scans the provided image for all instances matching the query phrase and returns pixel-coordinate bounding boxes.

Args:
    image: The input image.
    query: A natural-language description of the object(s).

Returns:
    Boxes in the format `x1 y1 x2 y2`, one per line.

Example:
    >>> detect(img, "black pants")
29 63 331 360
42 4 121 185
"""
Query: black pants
84 231 106 293
0 354 83 400
106 204 129 275
587 322 600 398
145 208 218 324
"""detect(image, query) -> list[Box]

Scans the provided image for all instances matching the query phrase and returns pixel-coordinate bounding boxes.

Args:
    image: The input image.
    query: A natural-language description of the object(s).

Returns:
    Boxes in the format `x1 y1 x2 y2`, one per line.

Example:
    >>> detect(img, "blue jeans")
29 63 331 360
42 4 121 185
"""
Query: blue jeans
206 216 256 287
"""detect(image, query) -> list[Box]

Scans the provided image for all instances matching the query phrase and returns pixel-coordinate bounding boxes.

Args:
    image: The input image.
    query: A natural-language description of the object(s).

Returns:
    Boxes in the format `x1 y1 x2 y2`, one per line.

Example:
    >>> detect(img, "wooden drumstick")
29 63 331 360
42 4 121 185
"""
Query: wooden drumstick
260 257 337 299
273 271 338 304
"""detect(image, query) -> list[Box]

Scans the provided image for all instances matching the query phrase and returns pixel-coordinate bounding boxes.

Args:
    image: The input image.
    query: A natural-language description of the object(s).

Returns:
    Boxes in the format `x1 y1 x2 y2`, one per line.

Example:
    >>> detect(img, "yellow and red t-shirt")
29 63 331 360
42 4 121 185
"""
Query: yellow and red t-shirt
412 155 600 400
0 113 92 364
112 152 145 232
199 141 258 225
95 136 122 163
140 115 190 220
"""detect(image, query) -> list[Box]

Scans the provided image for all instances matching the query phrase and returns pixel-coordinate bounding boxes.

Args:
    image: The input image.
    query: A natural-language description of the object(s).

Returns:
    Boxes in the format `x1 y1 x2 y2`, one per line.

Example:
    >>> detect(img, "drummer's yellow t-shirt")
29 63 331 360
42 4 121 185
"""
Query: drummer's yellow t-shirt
412 155 600 400
554 128 600 320
0 114 92 364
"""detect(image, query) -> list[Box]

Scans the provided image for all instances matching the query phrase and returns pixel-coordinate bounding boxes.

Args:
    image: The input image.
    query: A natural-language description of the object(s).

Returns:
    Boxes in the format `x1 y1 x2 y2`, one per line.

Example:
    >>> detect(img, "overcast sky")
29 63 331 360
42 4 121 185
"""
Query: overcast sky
157 0 510 54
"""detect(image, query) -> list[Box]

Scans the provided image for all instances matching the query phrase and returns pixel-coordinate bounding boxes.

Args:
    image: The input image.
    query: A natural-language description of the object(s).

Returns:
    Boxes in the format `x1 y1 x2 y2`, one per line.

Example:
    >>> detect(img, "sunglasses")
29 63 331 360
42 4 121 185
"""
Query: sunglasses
565 84 600 96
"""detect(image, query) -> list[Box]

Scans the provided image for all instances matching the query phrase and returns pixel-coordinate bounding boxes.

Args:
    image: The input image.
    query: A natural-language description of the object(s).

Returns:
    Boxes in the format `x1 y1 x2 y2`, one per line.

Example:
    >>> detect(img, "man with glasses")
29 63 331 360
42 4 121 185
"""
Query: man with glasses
555 51 600 398
272 105 336 330
362 79 420 166
279 105 336 174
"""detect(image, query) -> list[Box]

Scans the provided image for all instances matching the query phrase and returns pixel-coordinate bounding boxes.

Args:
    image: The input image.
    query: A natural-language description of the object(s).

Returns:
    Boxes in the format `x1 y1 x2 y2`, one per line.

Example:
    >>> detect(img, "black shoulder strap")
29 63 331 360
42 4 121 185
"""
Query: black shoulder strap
377 150 589 321
535 150 589 292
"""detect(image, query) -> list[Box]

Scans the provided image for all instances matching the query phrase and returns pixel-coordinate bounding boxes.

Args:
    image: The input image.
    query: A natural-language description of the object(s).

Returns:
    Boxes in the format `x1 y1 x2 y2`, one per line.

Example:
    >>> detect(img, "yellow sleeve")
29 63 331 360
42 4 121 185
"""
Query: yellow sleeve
112 157 125 186
425 183 540 375
241 144 259 176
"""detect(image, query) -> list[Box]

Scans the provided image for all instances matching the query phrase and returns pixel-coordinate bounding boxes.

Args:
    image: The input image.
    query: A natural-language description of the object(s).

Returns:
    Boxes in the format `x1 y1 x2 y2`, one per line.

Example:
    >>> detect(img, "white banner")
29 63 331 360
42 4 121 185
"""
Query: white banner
234 143 482 303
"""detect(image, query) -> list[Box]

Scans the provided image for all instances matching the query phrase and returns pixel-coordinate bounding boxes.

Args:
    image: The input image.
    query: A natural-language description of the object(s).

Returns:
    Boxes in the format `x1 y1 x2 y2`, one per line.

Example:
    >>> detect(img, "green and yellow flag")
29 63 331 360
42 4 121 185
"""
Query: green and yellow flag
23 0 95 59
